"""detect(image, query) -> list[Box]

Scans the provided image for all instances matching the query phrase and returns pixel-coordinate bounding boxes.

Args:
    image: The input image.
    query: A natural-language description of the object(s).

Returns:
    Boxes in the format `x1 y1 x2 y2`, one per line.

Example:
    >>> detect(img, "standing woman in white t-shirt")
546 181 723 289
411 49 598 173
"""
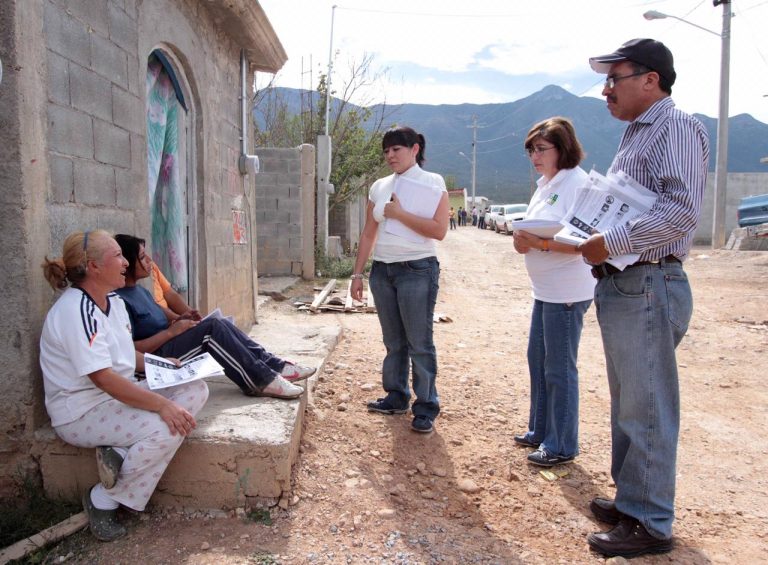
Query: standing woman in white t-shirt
40 230 209 541
512 117 596 467
350 126 449 434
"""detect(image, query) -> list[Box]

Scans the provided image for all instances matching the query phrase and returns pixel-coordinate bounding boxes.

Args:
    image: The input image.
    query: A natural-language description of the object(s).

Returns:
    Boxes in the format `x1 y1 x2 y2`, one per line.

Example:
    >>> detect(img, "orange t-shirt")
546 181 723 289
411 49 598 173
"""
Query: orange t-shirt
151 264 171 308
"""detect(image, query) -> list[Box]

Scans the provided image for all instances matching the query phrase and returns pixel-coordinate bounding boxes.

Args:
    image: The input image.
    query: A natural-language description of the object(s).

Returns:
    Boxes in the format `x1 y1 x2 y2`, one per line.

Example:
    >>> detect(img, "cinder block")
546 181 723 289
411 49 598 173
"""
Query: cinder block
94 119 130 168
49 155 74 203
107 3 137 53
278 199 301 214
112 87 142 134
91 34 128 88
263 158 290 174
47 51 70 106
44 2 90 67
74 160 116 206
277 172 301 186
70 64 113 122
262 185 288 200
126 54 140 96
277 223 301 238
115 168 138 209
130 132 146 171
48 105 93 159
123 0 138 20
255 172 279 190
274 210 291 224
257 198 279 211
60 0 109 36
257 221 280 238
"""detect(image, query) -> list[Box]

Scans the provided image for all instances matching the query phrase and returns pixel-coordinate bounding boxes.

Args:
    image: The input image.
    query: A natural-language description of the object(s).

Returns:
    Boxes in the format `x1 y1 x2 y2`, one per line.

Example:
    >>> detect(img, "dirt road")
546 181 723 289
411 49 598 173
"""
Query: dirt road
55 226 768 564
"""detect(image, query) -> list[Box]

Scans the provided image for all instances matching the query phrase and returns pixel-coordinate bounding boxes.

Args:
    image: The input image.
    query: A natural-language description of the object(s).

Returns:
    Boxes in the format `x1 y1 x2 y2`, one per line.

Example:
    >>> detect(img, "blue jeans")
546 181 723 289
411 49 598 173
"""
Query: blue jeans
369 257 440 419
524 299 591 458
595 259 692 539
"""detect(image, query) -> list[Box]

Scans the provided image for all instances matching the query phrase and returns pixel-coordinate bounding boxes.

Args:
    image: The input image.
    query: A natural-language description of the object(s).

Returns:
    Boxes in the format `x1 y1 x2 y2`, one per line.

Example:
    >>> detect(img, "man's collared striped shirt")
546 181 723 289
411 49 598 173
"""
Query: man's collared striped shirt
604 96 709 261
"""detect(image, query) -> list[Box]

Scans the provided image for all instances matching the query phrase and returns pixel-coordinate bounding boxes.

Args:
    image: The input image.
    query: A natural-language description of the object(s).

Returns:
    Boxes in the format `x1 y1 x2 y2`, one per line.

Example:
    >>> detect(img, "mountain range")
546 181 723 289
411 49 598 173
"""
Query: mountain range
254 85 768 203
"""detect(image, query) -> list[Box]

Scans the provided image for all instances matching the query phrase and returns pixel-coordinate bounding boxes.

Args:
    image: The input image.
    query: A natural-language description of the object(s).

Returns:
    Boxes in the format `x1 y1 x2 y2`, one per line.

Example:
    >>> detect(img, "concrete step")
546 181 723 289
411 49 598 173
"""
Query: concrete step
35 289 342 510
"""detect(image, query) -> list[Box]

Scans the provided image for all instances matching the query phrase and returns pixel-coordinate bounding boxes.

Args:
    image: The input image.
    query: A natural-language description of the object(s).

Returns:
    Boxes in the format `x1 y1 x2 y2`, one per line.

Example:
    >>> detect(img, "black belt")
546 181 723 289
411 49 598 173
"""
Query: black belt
591 255 680 280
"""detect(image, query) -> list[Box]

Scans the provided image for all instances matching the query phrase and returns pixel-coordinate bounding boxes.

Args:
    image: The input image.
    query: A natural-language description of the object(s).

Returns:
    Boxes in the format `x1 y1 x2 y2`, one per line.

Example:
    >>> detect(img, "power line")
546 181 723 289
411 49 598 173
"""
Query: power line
336 6 527 18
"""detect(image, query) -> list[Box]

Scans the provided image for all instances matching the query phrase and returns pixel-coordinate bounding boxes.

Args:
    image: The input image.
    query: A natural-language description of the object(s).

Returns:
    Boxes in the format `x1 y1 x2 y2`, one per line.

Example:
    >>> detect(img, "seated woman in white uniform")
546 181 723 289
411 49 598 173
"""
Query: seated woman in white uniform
40 229 209 541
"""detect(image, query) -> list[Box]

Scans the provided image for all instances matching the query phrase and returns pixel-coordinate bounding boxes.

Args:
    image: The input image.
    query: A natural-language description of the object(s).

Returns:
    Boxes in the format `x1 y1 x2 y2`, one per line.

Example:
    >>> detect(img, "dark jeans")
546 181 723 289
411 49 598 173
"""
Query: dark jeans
369 257 440 418
154 318 283 394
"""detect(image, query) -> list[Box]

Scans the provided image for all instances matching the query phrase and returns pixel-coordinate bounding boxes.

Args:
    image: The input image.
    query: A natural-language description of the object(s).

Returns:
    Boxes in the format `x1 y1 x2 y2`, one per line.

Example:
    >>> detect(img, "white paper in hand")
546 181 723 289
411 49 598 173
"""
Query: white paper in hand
510 219 562 239
384 177 443 243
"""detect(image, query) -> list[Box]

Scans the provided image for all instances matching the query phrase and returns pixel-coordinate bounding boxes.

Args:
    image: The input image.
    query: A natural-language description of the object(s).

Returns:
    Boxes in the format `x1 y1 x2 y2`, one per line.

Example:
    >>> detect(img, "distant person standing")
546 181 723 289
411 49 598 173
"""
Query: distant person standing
449 207 457 230
579 39 709 558
457 207 464 226
350 126 449 434
512 117 594 470
477 207 487 229
460 207 468 226
471 206 478 226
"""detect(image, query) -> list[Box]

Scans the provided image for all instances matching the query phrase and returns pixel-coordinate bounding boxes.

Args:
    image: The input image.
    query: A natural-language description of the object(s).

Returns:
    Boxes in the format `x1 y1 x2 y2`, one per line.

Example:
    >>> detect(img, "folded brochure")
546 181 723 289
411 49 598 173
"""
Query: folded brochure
144 352 225 390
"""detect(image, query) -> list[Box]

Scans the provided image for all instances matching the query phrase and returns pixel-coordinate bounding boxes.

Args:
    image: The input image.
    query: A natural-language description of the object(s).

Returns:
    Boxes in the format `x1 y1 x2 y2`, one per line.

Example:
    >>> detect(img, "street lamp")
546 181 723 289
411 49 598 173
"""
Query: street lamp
325 5 337 136
644 1 732 249
458 151 476 211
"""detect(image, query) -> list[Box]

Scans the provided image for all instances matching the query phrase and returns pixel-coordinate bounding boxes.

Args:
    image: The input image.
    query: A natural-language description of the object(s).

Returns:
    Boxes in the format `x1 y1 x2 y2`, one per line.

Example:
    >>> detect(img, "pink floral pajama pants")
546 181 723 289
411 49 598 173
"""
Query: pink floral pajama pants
54 380 209 511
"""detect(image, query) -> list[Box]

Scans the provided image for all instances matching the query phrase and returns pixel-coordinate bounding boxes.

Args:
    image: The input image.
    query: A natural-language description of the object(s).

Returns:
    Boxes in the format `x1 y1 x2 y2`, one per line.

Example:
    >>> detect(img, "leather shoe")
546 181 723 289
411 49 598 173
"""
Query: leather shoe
588 517 673 558
513 434 540 448
589 497 623 525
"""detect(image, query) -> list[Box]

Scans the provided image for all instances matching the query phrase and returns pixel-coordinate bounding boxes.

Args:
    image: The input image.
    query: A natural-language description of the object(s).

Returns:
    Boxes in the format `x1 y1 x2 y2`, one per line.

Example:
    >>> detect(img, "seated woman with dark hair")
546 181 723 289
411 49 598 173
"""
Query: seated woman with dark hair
113 234 314 399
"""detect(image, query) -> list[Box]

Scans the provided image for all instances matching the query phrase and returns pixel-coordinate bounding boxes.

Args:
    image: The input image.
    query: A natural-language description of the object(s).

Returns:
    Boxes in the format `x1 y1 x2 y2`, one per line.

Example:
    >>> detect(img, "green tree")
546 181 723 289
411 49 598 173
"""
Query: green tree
252 54 394 211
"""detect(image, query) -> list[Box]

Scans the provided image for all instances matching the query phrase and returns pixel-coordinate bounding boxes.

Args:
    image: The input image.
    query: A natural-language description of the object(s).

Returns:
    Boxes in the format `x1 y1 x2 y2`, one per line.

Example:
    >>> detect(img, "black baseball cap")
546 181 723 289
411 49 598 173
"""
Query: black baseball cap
589 38 676 86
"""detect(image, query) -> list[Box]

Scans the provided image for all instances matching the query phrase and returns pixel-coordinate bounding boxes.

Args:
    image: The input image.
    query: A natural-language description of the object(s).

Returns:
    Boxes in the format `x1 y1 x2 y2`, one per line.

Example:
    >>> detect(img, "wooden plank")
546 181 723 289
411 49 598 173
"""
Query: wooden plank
344 280 354 311
0 512 88 563
309 279 337 312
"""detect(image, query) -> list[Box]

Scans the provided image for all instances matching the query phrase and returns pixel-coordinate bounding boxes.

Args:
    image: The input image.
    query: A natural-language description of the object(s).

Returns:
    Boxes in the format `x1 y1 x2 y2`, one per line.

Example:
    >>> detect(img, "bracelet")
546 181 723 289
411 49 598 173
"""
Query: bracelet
350 273 366 280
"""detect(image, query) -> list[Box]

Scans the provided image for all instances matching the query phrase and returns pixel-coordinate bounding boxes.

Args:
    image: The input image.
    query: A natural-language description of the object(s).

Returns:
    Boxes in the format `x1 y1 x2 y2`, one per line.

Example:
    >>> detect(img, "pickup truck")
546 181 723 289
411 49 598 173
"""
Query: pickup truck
737 194 768 227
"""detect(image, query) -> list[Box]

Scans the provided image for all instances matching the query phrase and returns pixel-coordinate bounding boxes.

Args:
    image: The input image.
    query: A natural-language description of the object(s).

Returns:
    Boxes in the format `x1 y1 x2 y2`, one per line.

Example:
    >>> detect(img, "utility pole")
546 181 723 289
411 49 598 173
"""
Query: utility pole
466 116 485 209
711 0 731 249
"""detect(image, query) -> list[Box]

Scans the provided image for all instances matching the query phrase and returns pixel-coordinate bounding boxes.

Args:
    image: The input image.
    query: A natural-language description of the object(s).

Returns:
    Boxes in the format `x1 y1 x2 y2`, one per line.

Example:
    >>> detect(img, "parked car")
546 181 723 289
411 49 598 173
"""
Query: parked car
484 205 503 230
737 193 768 227
500 204 529 234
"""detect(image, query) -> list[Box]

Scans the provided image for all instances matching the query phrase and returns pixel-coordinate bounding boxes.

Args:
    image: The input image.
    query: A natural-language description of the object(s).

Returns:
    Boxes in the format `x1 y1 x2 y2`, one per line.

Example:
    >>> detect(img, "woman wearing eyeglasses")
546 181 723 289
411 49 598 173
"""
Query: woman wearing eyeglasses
512 117 595 468
40 230 209 541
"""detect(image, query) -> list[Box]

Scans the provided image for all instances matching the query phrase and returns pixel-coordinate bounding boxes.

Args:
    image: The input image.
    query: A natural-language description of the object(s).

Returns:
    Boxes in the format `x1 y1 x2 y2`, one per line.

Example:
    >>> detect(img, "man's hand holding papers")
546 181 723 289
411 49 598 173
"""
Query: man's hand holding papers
554 170 657 269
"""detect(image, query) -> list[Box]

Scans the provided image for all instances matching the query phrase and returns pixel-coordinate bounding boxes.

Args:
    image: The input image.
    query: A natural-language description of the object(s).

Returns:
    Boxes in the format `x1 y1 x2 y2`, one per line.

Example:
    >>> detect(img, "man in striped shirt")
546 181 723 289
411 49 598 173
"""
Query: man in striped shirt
578 38 709 558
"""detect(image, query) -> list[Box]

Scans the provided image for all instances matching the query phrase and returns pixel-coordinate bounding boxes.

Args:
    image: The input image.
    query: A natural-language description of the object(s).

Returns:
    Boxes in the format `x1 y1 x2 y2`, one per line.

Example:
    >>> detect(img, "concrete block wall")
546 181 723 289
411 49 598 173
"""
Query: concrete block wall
44 0 146 244
255 146 315 277
695 173 768 245
328 192 366 255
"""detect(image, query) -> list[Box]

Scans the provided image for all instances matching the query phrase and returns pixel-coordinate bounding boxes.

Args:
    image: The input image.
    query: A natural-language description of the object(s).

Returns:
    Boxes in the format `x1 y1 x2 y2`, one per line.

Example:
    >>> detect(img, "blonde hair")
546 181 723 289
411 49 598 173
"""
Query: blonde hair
42 229 113 289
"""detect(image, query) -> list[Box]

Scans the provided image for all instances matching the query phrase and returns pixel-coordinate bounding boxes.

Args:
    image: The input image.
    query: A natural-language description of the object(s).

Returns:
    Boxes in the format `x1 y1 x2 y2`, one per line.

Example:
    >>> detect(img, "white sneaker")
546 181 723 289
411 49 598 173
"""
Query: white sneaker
281 362 317 382
259 375 304 399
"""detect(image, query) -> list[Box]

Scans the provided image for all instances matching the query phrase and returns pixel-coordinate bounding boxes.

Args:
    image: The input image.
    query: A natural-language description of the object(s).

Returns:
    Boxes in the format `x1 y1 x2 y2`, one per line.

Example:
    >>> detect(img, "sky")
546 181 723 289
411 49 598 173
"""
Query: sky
257 0 768 125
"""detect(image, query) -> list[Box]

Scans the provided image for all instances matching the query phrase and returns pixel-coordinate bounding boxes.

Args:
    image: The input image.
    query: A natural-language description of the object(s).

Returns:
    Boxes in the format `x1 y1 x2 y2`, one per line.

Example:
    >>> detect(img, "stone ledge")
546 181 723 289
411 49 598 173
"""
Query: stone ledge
34 305 341 510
